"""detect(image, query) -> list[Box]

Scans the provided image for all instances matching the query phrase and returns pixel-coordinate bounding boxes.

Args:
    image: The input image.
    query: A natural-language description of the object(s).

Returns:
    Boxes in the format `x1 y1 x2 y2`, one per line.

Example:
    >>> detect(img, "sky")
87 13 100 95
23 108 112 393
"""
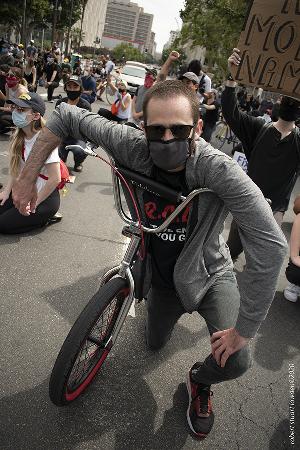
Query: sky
137 0 186 53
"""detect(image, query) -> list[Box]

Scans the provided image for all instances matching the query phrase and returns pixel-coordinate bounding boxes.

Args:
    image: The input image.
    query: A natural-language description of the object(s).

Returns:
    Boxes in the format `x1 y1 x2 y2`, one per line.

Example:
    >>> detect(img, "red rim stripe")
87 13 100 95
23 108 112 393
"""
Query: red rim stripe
65 349 109 401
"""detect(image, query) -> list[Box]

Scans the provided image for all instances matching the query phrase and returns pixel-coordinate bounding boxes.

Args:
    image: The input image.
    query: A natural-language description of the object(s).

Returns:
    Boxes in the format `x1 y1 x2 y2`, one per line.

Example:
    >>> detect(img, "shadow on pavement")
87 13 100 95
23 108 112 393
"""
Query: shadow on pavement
253 292 300 371
75 181 113 196
0 297 206 450
0 225 49 245
269 388 300 449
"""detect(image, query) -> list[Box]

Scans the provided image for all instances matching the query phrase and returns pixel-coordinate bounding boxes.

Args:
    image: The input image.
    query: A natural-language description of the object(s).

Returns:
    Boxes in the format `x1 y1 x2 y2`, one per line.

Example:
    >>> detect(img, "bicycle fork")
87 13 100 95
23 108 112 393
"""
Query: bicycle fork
103 230 141 350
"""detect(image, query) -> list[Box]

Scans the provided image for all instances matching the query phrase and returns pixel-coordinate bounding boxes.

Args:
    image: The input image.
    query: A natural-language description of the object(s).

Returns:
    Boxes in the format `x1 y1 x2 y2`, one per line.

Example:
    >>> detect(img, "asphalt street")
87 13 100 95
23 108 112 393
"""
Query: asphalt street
0 85 299 450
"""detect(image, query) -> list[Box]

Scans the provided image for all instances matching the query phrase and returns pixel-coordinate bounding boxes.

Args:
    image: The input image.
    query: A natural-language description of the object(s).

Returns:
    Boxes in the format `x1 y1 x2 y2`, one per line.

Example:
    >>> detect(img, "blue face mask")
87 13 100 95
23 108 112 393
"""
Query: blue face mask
12 110 31 128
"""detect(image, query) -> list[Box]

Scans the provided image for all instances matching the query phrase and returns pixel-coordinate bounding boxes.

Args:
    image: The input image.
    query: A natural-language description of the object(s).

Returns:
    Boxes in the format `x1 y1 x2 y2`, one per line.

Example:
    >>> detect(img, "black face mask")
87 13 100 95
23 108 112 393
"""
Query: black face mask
148 138 192 171
118 88 126 93
278 97 300 122
66 90 81 101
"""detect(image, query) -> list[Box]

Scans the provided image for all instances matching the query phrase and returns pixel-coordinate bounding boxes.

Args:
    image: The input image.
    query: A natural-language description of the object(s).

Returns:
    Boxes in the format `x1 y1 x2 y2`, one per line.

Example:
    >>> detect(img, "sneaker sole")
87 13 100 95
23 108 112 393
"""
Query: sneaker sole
186 374 208 439
283 290 298 302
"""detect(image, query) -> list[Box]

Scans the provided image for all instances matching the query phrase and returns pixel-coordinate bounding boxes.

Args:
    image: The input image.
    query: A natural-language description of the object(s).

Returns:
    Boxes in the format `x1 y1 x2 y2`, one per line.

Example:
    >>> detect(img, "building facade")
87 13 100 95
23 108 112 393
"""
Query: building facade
101 0 154 51
74 0 109 47
163 30 180 51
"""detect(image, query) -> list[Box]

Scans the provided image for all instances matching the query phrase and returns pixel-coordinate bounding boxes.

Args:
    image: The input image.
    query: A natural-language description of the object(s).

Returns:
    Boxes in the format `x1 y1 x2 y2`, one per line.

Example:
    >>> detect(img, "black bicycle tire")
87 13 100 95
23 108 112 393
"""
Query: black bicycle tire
216 123 228 150
211 121 226 150
49 276 129 406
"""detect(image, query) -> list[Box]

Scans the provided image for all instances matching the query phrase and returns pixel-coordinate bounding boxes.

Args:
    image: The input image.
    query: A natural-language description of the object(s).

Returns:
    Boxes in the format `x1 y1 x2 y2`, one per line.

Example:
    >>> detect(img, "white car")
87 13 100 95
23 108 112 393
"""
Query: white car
118 61 148 96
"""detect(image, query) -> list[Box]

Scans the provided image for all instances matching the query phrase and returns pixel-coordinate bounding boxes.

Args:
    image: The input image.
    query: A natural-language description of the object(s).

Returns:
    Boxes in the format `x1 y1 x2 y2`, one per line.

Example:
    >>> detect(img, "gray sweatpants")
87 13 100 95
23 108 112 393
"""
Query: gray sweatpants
146 270 251 385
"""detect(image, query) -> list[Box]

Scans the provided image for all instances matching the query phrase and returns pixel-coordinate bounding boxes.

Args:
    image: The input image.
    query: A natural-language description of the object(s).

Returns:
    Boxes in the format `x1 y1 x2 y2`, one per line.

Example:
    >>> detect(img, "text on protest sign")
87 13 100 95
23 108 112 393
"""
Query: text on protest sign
233 0 300 100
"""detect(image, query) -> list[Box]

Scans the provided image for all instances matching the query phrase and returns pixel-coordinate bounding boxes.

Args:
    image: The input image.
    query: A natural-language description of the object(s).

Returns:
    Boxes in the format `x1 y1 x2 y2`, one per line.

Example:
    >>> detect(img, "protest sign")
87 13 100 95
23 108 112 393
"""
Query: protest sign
233 151 248 172
232 0 300 100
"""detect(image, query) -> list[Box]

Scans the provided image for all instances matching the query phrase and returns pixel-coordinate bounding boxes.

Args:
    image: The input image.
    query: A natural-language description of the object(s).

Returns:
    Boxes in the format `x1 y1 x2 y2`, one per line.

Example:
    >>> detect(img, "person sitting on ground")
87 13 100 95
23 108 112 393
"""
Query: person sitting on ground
56 75 91 172
26 40 37 59
98 75 131 123
43 56 60 103
14 44 25 66
81 67 97 104
284 195 300 302
61 57 72 84
0 66 28 133
0 92 61 233
23 56 37 92
13 80 287 439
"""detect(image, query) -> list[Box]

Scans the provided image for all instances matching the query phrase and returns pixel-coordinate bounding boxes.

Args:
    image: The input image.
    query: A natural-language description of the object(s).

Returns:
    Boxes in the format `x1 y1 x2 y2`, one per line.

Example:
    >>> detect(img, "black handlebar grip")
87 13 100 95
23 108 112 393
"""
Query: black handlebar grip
118 167 182 203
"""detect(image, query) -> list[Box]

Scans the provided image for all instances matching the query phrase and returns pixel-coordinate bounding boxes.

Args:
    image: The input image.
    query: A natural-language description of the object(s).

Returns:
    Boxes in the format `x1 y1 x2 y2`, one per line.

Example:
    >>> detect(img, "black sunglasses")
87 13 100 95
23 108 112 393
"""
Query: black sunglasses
145 124 194 141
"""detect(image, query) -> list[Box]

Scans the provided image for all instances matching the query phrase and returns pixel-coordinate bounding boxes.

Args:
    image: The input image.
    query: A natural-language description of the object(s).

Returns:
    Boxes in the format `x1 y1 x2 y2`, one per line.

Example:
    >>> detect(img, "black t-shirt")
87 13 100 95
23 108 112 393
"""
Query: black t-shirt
55 96 92 111
247 126 299 211
204 100 219 125
221 87 300 212
143 168 190 289
44 63 60 82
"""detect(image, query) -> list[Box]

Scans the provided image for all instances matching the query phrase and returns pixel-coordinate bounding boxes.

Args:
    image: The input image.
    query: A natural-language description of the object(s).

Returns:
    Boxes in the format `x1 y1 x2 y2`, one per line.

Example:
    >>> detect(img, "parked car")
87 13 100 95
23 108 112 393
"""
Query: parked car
118 61 147 96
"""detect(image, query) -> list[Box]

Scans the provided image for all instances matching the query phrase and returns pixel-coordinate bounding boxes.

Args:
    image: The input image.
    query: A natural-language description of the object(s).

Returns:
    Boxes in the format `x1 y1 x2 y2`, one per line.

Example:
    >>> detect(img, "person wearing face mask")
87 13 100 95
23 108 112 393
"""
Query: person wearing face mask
97 75 131 122
23 57 37 92
131 67 157 126
222 48 300 260
0 92 61 233
81 67 97 104
55 76 91 172
0 66 28 133
13 80 287 439
43 56 60 102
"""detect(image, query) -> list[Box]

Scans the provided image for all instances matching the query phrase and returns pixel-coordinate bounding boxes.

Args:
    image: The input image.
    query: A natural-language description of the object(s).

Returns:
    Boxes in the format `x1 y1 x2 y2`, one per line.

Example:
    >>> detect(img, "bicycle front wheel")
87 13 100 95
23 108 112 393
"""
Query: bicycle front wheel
49 276 129 406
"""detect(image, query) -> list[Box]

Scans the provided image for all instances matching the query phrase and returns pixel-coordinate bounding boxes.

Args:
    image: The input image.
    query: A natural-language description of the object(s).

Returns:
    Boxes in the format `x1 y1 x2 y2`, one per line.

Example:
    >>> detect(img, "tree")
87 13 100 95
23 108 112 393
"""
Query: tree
0 0 83 47
112 43 147 63
179 0 248 77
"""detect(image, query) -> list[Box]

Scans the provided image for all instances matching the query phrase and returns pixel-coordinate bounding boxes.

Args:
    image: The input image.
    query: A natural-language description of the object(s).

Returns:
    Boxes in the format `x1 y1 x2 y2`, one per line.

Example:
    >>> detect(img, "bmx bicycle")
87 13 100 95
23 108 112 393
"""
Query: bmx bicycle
49 143 212 406
211 120 240 153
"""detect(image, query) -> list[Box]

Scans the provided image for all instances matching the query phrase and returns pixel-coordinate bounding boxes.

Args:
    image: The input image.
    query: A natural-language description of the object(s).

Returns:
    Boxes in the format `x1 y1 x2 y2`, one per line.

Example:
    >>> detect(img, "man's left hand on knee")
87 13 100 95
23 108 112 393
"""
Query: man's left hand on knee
211 327 250 368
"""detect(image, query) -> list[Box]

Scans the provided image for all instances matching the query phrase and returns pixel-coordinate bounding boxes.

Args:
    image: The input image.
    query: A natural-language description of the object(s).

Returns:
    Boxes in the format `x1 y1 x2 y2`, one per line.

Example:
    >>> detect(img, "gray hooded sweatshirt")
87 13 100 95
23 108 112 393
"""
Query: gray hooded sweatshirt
46 103 287 338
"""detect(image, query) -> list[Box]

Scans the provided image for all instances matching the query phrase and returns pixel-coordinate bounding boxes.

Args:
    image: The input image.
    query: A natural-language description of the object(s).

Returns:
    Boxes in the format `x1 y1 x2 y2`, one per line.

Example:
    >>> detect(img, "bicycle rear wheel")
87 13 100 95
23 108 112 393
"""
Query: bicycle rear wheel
49 276 129 406
211 121 228 150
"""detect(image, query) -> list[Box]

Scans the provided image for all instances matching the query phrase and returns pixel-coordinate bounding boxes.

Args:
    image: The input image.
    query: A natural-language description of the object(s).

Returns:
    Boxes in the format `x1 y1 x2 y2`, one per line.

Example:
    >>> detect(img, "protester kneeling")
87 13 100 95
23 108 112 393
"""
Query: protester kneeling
0 92 61 233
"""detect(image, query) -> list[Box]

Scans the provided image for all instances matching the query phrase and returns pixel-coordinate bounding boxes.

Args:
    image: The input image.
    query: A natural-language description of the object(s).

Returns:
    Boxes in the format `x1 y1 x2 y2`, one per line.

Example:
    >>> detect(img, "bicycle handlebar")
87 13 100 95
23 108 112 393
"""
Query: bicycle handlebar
117 167 185 204
65 142 214 234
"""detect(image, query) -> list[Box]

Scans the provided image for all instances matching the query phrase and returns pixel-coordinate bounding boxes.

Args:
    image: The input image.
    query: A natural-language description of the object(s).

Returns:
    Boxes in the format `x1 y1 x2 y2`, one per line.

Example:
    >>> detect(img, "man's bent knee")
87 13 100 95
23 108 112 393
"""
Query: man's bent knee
224 346 252 380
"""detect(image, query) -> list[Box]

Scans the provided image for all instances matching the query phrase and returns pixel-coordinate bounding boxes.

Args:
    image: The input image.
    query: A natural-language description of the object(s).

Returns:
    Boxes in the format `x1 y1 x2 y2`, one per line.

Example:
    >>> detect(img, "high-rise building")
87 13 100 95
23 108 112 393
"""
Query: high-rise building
73 0 109 47
163 30 180 51
102 0 154 51
148 31 156 57
135 10 153 51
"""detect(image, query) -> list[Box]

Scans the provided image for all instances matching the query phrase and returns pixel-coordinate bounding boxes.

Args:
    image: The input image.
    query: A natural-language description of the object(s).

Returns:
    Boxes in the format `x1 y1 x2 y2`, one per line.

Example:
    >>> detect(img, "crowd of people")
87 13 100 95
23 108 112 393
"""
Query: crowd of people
1 37 300 440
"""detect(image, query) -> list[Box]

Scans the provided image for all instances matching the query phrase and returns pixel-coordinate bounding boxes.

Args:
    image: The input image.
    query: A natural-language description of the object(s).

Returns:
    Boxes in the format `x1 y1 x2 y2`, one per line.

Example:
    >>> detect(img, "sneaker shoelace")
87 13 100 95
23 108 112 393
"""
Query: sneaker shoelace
194 386 213 414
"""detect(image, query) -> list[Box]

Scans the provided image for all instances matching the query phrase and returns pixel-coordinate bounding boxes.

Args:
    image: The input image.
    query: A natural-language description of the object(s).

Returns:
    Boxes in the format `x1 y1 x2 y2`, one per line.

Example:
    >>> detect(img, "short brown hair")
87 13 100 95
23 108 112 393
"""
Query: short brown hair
142 80 200 124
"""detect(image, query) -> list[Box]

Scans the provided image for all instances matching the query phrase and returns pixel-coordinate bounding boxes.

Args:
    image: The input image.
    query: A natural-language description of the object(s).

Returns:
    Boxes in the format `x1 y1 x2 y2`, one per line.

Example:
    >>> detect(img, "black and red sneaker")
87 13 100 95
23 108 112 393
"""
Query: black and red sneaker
186 366 214 438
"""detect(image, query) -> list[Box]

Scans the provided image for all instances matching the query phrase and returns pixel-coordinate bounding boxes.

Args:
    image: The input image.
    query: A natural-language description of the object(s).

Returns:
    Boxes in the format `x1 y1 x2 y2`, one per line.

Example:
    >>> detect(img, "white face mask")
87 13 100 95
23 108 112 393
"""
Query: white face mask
12 110 32 128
